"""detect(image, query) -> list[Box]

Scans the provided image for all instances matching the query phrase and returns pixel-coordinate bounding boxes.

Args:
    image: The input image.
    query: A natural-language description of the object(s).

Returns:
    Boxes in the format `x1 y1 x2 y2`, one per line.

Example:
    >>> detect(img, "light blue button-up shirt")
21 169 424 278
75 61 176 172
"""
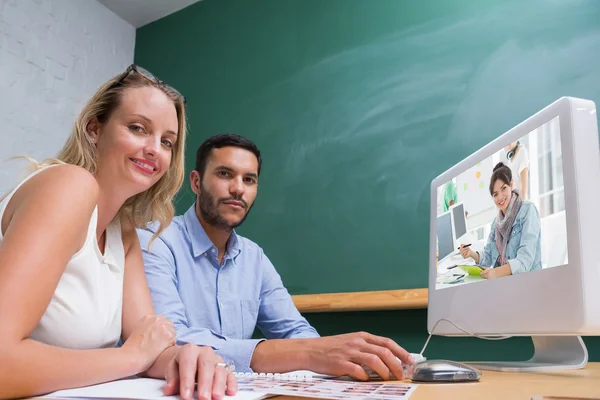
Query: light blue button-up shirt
478 201 542 274
137 205 320 372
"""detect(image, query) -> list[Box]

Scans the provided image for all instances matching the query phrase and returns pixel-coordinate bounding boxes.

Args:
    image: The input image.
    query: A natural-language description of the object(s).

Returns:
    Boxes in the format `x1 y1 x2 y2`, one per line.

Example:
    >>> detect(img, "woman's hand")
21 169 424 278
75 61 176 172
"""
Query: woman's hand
480 267 496 279
121 315 176 371
481 264 512 280
459 245 477 260
162 344 238 400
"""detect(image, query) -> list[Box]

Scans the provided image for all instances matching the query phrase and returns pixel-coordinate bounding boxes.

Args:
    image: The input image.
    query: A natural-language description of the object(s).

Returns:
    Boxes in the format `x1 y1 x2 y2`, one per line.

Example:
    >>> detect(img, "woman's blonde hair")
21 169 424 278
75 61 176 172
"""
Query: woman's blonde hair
28 69 187 242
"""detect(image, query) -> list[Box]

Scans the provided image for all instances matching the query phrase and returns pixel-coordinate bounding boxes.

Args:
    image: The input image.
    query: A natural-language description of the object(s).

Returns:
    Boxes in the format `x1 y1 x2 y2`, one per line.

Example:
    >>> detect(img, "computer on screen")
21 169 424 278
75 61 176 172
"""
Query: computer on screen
436 212 454 263
450 203 467 242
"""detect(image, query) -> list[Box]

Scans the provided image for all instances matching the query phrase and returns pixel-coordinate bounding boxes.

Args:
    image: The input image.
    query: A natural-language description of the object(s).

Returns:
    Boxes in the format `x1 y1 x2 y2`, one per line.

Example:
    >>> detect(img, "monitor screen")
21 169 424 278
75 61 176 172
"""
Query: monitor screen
435 115 568 289
451 203 467 240
437 212 454 262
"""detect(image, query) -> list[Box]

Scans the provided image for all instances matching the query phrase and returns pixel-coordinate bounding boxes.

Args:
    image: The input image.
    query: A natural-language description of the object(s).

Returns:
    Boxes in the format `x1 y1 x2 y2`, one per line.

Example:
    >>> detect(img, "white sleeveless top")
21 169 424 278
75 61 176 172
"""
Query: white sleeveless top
0 166 124 349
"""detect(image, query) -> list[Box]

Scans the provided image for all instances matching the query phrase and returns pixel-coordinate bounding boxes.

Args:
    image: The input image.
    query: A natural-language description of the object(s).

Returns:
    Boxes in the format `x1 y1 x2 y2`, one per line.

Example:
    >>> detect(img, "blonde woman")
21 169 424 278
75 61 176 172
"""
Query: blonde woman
0 65 237 400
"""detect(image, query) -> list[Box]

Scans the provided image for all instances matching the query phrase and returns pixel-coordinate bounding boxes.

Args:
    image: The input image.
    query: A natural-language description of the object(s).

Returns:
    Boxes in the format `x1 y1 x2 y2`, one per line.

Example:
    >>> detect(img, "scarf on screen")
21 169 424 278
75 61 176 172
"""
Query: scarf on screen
495 190 522 266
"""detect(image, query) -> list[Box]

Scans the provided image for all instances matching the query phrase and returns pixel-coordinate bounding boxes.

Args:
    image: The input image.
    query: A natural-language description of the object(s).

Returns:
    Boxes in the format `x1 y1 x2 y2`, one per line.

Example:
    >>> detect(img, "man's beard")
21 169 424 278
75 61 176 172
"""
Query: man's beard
198 182 253 232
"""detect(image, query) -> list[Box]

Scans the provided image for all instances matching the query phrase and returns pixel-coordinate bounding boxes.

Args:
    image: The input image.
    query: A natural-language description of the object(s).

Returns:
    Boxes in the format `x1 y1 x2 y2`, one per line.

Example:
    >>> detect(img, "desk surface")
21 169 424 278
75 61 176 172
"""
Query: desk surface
436 263 484 289
273 363 600 400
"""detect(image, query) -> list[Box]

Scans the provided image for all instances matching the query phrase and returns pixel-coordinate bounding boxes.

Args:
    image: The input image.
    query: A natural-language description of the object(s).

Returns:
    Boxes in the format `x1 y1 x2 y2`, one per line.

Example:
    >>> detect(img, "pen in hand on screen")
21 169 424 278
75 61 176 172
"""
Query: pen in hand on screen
458 243 472 250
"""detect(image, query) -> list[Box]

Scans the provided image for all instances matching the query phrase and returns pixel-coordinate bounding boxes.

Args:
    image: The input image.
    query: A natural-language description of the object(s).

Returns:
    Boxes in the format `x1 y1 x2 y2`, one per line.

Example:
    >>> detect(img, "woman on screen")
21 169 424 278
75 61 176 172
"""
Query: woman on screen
0 65 236 399
459 162 541 279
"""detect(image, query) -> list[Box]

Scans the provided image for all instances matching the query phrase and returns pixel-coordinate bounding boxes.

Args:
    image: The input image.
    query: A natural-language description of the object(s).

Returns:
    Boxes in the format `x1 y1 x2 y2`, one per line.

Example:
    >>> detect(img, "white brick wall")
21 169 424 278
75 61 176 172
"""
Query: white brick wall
0 0 135 194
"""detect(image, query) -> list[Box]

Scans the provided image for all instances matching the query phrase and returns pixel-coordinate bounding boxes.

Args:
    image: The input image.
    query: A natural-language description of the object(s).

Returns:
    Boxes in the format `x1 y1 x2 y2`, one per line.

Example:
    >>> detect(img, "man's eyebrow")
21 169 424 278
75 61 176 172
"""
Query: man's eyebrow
132 113 178 136
215 165 258 178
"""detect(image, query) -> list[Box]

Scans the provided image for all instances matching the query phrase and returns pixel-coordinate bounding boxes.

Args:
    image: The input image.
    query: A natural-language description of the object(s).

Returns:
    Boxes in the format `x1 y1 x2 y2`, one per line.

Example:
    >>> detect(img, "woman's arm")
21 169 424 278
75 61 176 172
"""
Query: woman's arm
481 263 512 279
120 222 237 400
120 221 176 378
507 203 541 274
520 167 529 200
0 166 148 399
482 204 541 279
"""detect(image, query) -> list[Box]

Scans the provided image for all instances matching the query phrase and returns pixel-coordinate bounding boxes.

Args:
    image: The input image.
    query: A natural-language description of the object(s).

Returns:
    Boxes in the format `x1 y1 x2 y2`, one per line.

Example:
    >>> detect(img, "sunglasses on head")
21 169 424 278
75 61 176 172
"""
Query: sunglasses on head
111 64 186 105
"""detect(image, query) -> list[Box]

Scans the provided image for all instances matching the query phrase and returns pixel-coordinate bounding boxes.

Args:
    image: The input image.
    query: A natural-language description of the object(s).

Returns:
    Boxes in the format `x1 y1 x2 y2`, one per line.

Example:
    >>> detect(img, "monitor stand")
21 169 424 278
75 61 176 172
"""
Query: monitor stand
467 336 588 372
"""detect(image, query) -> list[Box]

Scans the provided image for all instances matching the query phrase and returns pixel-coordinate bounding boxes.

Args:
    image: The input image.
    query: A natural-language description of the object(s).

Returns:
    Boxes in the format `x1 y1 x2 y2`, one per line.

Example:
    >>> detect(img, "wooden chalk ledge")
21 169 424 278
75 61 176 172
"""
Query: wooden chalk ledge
292 288 428 313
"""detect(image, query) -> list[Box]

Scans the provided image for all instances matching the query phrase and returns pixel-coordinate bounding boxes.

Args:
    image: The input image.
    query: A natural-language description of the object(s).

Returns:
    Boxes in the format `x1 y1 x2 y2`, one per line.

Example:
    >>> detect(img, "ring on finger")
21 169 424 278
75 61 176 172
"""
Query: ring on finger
215 362 236 372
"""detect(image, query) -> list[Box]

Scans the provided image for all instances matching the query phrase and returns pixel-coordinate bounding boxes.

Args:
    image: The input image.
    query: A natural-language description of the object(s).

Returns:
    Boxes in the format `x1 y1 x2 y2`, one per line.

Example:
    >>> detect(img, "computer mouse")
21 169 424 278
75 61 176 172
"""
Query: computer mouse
409 353 426 364
363 353 427 380
409 359 481 382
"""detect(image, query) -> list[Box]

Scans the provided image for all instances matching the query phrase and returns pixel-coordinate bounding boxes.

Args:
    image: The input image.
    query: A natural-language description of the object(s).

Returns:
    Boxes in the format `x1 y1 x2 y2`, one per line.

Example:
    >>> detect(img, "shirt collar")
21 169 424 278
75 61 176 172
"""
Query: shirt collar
183 204 242 260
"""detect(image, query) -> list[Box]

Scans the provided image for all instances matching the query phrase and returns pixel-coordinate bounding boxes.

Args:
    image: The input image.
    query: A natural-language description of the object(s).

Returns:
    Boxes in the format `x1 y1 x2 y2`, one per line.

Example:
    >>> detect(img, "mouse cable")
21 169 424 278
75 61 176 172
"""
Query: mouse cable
419 318 513 357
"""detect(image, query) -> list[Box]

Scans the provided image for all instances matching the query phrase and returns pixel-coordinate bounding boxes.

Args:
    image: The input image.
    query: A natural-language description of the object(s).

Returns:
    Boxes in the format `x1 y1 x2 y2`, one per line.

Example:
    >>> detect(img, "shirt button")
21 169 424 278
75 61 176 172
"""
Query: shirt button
211 249 216 253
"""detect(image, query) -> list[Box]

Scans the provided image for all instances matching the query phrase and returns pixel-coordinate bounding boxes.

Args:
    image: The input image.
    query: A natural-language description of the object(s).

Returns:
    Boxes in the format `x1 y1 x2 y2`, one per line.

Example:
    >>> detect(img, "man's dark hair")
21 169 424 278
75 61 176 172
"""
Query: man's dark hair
195 133 262 178
489 162 512 195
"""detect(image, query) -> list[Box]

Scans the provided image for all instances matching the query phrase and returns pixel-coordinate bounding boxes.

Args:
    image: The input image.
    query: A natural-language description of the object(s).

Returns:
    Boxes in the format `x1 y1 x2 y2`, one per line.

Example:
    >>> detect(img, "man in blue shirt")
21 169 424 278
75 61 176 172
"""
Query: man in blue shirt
138 134 414 380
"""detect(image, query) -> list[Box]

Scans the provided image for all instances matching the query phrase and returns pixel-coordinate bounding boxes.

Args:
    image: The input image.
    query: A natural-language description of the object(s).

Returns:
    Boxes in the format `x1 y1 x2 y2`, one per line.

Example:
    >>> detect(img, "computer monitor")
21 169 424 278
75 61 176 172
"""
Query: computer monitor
428 97 600 371
450 202 467 241
436 212 454 262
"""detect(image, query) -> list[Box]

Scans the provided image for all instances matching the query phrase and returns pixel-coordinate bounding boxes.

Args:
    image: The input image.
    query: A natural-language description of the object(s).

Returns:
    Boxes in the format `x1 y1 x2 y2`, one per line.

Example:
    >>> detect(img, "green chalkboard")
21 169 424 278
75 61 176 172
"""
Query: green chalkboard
135 0 600 295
